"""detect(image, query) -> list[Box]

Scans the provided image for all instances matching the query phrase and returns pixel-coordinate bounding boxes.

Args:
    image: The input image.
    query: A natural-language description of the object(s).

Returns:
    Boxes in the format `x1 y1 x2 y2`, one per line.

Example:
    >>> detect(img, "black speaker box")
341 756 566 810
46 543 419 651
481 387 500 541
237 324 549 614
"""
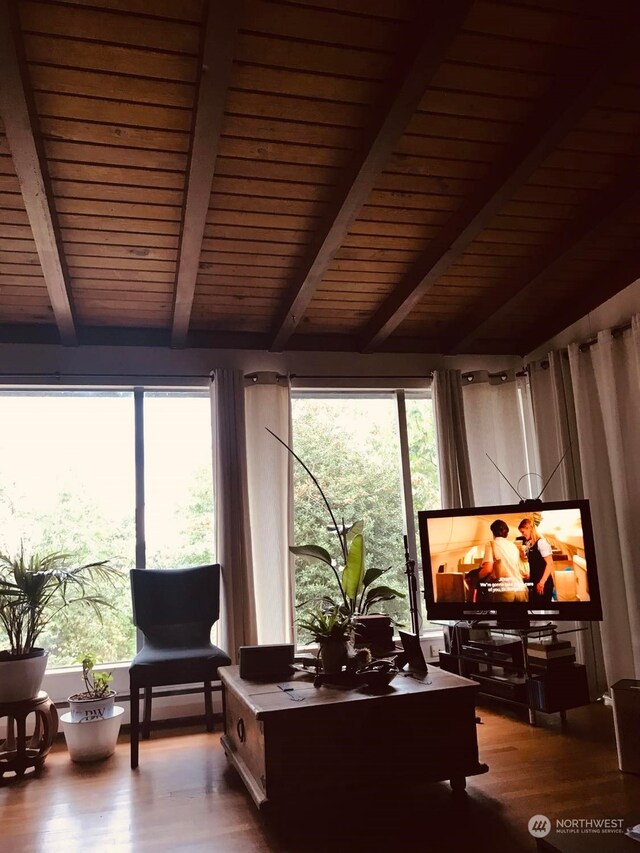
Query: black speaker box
238 643 295 680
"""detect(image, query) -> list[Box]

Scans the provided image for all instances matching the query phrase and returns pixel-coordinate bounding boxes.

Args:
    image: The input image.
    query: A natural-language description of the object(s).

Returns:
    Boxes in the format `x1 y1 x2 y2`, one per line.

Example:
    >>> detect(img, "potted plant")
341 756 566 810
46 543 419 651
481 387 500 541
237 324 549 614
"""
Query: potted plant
60 655 123 763
0 546 116 703
267 429 405 639
68 654 116 722
297 606 353 674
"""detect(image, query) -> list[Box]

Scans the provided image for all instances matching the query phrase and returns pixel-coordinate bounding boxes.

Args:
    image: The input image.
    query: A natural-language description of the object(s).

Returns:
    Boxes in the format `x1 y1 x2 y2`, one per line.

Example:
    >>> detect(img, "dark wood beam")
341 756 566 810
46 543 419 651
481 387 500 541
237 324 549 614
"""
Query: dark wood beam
0 2 76 345
448 181 640 353
170 0 243 348
360 20 640 353
268 0 474 352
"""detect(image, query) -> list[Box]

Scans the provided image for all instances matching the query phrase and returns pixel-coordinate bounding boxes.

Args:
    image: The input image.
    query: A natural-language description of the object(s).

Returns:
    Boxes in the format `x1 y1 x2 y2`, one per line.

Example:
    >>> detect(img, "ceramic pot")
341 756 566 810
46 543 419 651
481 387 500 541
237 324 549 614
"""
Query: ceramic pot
67 691 116 723
60 706 124 762
319 639 349 674
0 648 48 703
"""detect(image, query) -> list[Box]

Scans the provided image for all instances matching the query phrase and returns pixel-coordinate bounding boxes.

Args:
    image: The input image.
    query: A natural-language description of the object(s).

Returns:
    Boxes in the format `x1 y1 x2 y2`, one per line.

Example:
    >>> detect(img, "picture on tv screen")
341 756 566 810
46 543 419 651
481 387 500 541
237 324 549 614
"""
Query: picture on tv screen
420 503 597 612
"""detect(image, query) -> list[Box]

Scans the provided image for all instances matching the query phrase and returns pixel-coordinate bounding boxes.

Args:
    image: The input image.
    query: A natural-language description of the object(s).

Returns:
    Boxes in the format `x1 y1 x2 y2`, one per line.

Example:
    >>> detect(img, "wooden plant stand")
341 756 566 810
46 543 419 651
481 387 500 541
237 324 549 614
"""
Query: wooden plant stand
0 691 58 783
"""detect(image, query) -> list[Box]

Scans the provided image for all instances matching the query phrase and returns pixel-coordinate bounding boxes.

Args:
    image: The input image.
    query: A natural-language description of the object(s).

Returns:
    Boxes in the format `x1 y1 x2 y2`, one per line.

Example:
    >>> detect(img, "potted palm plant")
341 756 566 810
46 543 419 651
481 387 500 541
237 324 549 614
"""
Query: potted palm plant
297 607 353 673
0 546 116 703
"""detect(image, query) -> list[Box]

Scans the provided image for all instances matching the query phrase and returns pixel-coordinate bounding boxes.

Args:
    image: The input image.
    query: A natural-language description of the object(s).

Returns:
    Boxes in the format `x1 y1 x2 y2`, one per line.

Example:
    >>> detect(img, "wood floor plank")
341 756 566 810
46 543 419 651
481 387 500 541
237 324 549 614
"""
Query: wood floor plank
1 702 636 853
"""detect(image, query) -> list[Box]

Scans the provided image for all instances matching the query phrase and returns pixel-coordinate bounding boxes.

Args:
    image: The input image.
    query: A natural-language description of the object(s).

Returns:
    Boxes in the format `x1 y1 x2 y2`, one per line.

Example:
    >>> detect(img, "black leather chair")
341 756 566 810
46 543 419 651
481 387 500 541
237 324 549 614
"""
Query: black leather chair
129 564 231 769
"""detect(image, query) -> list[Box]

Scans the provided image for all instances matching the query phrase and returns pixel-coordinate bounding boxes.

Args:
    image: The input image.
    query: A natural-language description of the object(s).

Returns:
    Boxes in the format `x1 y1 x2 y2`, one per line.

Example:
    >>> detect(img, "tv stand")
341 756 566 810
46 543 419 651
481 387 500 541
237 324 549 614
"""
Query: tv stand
438 622 590 725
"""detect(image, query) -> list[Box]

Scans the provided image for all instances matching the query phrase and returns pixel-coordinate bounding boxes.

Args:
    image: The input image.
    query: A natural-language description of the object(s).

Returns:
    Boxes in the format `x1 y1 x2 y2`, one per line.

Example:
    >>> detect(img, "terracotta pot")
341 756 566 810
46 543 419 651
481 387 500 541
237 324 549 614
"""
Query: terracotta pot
0 648 48 703
319 639 349 674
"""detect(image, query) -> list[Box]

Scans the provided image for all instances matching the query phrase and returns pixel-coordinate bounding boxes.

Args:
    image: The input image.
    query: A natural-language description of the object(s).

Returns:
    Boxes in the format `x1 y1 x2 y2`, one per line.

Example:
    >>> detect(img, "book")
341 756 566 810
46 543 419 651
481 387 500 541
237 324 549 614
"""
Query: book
527 646 575 659
527 640 572 652
528 654 576 668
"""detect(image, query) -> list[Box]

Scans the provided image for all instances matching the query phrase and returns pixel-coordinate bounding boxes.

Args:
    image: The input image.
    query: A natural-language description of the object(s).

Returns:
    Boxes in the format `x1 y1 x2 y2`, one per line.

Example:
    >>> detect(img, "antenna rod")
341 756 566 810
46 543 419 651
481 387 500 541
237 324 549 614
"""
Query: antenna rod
485 453 523 501
535 440 574 500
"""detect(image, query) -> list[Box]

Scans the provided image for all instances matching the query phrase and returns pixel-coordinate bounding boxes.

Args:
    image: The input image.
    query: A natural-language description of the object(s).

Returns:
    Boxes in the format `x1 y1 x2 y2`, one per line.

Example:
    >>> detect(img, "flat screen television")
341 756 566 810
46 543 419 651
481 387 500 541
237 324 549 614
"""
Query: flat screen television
418 500 602 623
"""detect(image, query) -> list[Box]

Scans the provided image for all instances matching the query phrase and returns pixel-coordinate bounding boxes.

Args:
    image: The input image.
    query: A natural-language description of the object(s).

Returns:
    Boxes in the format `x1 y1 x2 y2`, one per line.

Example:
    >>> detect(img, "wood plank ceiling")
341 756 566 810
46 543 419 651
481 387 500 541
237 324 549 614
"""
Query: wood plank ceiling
1 0 640 355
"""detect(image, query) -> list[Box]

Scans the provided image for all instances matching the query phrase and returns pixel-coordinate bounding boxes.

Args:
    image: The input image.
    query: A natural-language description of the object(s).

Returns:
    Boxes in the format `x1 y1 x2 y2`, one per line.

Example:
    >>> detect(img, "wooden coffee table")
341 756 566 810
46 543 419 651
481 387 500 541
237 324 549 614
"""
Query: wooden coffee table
219 665 488 811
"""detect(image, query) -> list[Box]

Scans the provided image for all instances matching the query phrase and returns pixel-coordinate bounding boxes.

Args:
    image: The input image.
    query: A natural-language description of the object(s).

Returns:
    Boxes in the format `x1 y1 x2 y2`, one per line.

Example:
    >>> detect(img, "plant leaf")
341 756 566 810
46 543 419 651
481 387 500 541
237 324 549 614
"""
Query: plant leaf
361 567 385 591
341 533 364 600
346 520 364 545
366 584 405 600
289 545 333 567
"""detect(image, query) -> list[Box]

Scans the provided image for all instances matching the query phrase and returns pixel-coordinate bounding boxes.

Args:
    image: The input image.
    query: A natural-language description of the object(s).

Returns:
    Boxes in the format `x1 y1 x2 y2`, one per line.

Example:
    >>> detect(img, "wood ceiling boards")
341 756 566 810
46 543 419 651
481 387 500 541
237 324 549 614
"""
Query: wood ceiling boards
1 0 640 355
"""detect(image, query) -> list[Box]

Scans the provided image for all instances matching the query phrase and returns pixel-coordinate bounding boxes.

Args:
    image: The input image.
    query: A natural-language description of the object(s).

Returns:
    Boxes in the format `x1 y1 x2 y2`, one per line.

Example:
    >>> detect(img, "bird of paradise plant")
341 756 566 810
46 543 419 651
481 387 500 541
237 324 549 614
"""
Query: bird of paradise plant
267 429 404 619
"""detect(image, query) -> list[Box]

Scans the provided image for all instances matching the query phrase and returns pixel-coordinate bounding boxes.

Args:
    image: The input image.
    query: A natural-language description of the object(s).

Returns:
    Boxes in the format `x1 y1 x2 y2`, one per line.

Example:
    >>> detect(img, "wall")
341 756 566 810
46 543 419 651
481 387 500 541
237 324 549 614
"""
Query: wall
0 342 521 387
527 276 640 360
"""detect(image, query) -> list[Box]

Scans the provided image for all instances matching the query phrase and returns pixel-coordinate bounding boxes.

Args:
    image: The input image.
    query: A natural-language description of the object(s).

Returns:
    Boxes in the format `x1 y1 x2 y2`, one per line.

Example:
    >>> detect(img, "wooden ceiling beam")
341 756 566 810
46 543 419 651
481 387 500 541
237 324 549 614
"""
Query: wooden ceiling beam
268 0 474 352
170 0 243 348
448 181 640 353
0 2 76 345
360 20 640 353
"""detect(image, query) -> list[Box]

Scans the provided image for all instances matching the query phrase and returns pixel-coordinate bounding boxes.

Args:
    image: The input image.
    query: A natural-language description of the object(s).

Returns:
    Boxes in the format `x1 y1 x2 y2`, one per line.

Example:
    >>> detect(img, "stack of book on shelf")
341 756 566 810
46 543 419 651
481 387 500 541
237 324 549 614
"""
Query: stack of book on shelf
527 640 576 669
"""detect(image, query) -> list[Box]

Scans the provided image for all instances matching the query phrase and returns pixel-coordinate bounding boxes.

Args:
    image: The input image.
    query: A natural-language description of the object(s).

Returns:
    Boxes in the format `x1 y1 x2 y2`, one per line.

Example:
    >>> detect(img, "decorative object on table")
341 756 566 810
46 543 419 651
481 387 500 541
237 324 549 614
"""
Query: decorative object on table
61 652 121 762
67 654 116 722
297 607 352 674
354 614 396 656
0 691 58 783
356 659 400 691
267 429 405 655
0 546 116 703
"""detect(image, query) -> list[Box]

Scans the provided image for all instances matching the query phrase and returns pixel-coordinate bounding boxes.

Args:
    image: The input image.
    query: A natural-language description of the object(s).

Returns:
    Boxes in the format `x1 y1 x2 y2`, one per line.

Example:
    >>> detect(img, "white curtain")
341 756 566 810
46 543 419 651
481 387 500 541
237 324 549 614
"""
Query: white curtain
433 369 474 508
210 369 257 662
528 353 605 697
528 351 582 501
210 370 294 662
462 372 533 505
244 374 294 646
568 320 640 686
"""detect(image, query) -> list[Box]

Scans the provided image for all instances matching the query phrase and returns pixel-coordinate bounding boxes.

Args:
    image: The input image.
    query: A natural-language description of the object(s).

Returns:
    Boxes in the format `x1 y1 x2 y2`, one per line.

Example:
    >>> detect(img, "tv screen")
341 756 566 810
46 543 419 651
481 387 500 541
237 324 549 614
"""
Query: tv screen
418 500 602 622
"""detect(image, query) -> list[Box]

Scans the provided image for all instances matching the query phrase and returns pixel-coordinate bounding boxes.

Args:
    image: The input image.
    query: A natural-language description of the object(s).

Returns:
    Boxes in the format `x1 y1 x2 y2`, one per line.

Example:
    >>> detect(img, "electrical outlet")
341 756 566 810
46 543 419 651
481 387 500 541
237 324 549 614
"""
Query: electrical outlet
429 643 444 659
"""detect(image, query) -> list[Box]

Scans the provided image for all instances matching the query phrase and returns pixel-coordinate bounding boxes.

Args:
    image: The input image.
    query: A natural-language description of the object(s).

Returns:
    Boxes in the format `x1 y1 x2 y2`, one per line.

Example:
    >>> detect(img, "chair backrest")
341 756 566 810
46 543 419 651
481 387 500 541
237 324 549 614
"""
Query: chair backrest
130 564 221 646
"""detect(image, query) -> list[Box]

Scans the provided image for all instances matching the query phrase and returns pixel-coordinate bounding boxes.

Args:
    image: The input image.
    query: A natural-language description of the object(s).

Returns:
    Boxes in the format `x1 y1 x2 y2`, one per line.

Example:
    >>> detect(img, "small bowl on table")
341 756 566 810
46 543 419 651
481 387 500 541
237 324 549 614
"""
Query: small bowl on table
357 660 399 692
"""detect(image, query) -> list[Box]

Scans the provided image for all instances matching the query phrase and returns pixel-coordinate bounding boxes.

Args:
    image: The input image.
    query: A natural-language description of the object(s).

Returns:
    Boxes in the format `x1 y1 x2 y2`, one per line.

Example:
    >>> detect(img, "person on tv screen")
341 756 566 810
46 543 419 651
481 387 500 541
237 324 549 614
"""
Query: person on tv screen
518 517 555 604
479 519 528 602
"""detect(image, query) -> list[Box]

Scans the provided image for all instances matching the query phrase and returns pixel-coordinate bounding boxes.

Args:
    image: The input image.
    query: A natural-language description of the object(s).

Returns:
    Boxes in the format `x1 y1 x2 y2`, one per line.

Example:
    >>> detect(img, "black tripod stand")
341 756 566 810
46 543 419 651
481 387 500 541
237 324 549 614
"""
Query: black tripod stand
403 534 420 636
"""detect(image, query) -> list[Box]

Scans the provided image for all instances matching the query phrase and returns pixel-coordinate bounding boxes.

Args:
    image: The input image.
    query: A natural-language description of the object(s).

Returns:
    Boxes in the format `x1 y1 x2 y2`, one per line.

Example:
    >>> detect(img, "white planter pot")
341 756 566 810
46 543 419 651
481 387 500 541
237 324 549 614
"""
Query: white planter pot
67 691 116 723
0 649 48 703
60 706 124 762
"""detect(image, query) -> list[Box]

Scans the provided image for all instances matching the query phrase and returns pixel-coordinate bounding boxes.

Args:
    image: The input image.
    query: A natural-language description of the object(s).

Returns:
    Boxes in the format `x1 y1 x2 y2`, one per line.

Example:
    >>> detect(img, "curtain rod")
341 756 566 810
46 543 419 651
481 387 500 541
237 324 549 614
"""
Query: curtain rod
577 319 632 352
0 371 211 379
289 373 433 380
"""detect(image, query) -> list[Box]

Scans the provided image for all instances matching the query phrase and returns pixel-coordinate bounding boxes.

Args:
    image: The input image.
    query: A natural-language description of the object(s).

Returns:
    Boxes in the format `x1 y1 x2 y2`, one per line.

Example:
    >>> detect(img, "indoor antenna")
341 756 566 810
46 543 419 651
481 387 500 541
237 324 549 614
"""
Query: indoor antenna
533 440 574 501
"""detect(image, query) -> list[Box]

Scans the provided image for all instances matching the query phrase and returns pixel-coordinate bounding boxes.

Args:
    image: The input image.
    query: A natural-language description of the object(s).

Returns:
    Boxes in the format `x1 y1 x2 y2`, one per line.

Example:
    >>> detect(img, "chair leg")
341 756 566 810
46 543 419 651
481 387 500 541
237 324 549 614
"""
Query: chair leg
142 687 152 740
130 685 140 770
204 681 213 732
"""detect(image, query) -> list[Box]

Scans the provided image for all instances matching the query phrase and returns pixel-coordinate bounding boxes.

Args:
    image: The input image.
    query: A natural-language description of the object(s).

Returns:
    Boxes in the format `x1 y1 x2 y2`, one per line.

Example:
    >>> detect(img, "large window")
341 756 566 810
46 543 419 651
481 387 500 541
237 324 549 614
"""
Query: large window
144 392 215 569
0 391 136 666
0 388 216 668
291 391 440 631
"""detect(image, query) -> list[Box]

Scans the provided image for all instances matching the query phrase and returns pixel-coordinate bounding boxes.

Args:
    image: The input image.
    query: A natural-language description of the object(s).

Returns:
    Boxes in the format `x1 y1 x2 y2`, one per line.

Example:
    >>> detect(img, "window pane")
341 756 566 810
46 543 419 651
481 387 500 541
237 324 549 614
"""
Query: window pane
405 394 441 630
144 392 215 569
291 394 409 629
0 391 136 667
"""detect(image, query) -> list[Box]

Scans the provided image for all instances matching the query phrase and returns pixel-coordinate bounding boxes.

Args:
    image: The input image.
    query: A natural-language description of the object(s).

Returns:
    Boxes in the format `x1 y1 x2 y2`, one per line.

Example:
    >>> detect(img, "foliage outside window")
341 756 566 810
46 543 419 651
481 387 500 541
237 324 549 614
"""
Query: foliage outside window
291 392 440 638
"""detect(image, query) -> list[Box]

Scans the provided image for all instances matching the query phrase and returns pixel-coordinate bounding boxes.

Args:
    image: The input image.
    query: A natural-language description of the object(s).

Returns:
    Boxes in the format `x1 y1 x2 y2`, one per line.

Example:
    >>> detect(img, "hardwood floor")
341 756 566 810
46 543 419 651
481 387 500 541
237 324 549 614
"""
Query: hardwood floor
2 699 638 853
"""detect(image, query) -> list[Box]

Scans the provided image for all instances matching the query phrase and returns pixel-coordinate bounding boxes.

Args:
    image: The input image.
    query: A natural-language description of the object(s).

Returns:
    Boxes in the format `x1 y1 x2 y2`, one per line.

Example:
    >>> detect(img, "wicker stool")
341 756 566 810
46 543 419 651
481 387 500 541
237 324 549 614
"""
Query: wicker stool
0 691 58 783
